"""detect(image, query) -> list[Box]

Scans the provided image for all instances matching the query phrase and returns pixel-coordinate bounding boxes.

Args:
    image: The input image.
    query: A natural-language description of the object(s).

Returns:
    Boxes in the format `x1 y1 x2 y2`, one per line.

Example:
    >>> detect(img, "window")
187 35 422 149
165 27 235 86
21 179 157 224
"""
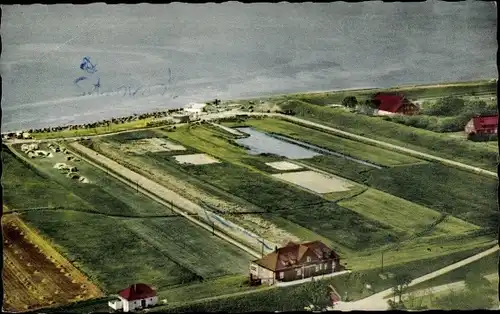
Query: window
296 268 302 276
319 264 323 270
306 256 311 262
279 272 284 279
324 263 328 269
315 265 319 272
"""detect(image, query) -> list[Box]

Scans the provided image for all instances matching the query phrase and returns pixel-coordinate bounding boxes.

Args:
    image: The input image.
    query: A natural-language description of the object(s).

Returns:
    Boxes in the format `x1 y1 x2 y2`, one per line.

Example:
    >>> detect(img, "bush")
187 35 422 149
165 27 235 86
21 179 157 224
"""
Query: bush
341 96 358 108
423 96 465 116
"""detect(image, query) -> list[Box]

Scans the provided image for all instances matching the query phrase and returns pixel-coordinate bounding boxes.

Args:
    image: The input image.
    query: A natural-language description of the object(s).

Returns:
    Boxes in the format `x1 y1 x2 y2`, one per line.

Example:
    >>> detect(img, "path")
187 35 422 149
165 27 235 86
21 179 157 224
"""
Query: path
65 142 262 259
400 272 498 299
5 111 497 178
329 245 499 311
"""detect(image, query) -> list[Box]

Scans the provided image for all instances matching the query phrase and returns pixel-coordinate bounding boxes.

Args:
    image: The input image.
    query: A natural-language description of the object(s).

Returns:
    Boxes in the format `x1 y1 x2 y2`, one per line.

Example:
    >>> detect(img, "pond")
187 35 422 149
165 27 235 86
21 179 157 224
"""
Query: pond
234 127 321 159
234 127 382 169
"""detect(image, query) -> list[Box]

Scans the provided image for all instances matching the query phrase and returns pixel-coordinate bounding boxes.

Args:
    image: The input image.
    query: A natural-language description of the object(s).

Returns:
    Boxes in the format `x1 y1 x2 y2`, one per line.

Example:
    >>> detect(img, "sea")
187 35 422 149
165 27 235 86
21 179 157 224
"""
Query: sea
1 1 497 132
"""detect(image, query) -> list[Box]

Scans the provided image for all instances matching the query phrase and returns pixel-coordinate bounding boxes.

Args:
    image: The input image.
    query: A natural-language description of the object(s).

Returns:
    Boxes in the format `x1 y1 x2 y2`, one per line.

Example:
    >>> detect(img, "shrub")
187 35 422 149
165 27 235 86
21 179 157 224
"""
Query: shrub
423 96 465 116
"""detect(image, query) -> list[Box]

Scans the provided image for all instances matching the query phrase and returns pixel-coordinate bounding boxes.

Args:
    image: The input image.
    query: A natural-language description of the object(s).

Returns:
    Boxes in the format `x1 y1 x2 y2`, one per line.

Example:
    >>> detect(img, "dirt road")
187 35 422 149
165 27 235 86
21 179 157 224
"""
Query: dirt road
329 245 499 311
401 272 498 299
66 142 262 259
5 110 496 178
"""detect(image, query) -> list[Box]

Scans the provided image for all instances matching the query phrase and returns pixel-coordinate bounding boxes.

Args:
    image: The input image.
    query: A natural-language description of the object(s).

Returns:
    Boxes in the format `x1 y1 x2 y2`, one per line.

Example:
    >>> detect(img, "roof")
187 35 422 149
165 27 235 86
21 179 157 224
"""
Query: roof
119 283 157 301
471 115 498 131
252 241 338 272
373 93 407 113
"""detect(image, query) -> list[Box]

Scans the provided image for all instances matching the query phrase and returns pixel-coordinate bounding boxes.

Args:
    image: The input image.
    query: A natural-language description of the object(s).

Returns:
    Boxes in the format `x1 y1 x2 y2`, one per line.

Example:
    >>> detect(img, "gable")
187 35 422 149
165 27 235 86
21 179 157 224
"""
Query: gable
373 93 405 113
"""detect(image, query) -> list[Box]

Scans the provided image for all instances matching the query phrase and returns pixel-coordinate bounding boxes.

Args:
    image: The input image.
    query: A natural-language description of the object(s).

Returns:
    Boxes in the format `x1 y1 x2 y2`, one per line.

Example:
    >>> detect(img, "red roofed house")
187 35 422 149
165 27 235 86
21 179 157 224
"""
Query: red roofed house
372 92 419 116
249 241 344 285
108 283 158 312
465 115 498 138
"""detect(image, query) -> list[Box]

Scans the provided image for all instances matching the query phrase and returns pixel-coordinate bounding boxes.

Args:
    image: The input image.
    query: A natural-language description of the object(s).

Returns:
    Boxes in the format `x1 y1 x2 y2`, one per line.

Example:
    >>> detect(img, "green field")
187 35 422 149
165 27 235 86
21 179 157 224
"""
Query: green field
2 148 88 211
405 250 499 294
275 100 498 171
299 150 497 231
151 245 492 312
222 118 424 167
358 163 498 229
20 210 253 293
3 146 255 295
338 189 480 236
8 143 175 217
20 210 199 292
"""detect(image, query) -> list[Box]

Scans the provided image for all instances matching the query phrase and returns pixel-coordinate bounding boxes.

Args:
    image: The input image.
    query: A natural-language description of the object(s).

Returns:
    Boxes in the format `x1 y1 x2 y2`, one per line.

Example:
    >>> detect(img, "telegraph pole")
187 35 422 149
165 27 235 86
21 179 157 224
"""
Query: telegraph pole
381 250 384 275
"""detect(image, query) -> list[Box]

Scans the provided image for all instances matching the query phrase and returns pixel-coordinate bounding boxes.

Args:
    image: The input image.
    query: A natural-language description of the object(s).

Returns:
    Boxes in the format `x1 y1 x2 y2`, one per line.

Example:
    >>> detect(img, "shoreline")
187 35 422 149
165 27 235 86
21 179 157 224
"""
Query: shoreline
1 79 495 136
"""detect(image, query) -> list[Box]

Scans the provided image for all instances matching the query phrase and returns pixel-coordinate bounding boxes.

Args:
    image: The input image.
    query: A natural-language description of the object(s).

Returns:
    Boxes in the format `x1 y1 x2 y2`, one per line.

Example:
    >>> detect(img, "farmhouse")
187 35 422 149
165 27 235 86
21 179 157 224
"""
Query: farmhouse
372 93 419 116
464 115 498 138
108 283 158 312
249 241 344 285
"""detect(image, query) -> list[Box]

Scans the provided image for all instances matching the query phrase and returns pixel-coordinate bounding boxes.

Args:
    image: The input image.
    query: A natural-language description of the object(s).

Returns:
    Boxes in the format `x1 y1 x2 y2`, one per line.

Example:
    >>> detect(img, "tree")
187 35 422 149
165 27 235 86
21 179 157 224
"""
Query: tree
391 273 413 304
301 279 332 311
341 96 358 109
423 96 465 116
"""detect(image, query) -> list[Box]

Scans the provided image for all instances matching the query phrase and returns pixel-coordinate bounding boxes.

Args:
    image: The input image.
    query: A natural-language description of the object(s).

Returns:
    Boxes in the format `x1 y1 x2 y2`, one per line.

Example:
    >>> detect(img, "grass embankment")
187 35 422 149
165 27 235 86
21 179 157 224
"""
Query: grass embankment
254 80 496 106
150 245 492 313
32 118 156 140
405 250 498 294
403 251 499 310
274 100 498 171
222 118 424 167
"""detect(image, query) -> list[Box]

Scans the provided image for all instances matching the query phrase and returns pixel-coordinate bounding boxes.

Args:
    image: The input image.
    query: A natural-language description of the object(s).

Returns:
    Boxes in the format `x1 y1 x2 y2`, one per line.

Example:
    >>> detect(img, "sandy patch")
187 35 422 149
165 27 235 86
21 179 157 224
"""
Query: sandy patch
173 153 220 165
120 138 186 154
272 170 352 194
265 161 302 171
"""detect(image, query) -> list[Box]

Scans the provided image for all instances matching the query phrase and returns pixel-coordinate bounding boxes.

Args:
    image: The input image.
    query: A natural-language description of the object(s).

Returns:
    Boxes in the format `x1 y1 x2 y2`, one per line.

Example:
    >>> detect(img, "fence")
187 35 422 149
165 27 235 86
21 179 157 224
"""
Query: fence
198 208 279 257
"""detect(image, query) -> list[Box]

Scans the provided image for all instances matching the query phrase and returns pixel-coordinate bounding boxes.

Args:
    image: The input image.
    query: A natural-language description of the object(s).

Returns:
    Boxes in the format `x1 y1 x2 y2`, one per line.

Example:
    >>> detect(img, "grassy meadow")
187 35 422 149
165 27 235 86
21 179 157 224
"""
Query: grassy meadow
8 143 175 217
152 245 492 313
222 118 424 167
3 145 255 297
2 148 89 211
337 189 479 237
275 100 498 171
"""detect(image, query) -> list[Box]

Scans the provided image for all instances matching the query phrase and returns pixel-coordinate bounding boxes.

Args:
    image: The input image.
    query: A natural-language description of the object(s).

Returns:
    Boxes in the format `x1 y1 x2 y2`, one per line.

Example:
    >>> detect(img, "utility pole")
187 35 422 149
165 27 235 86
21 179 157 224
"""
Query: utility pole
381 250 384 275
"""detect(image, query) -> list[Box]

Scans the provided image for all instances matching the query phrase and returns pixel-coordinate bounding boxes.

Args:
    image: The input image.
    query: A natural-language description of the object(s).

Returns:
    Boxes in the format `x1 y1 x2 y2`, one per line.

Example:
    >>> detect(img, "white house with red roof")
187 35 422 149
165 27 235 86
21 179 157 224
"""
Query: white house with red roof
108 283 158 312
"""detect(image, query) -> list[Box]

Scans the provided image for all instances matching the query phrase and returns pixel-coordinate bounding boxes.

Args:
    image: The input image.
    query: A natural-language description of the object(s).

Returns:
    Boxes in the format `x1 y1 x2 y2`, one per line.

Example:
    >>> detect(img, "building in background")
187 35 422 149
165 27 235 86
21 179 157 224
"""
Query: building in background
372 93 419 116
108 283 158 312
184 102 207 115
465 115 498 139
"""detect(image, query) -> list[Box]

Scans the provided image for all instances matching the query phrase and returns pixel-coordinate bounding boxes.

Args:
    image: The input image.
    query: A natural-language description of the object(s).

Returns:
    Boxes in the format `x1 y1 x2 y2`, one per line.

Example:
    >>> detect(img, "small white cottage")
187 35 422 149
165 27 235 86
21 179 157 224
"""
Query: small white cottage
108 283 158 312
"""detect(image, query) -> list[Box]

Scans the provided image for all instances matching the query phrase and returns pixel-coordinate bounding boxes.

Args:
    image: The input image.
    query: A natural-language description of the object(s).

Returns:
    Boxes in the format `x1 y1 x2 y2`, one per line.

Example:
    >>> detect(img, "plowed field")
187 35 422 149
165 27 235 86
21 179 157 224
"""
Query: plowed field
2 214 103 312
